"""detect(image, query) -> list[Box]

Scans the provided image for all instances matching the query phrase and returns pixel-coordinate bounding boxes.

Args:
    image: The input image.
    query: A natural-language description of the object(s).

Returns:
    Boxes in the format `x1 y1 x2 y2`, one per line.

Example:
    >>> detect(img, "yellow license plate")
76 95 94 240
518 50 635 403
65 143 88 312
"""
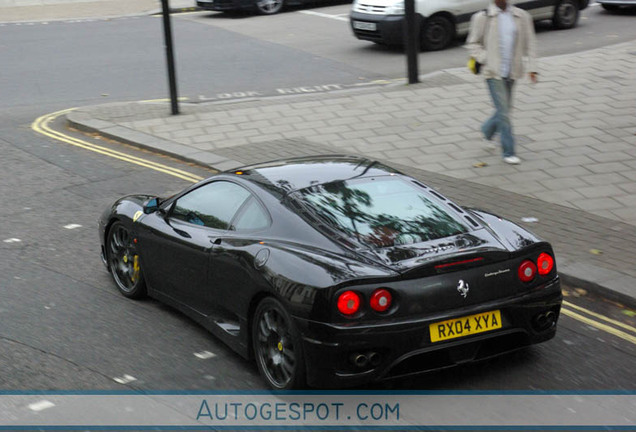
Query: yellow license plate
429 310 502 343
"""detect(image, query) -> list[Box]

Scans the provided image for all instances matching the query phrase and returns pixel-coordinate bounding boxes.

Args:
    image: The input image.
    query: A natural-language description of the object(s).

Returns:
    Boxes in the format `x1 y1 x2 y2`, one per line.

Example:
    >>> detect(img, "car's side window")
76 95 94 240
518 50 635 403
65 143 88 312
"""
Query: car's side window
232 197 269 231
171 181 251 230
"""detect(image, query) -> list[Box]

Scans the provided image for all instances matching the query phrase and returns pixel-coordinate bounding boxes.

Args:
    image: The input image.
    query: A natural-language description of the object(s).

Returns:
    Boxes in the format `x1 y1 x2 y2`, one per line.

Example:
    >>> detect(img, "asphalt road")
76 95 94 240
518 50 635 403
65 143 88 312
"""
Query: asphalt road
0 1 635 396
2 3 635 114
180 2 636 83
2 115 636 393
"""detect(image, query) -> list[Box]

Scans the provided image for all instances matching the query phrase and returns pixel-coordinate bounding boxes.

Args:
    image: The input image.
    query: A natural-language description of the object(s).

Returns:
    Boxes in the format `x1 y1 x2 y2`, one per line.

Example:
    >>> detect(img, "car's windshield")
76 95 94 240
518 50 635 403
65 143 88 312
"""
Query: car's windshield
294 176 469 248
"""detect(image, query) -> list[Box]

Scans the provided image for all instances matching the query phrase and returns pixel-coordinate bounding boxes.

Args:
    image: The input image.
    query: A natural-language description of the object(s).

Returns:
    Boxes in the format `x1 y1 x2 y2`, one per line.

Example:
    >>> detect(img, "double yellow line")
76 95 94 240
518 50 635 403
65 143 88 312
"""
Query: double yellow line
562 301 636 346
31 108 204 183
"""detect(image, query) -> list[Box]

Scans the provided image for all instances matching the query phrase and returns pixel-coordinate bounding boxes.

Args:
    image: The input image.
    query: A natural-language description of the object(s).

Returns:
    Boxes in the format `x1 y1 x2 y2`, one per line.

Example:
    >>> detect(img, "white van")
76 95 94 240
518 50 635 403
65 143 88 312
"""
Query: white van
350 0 589 50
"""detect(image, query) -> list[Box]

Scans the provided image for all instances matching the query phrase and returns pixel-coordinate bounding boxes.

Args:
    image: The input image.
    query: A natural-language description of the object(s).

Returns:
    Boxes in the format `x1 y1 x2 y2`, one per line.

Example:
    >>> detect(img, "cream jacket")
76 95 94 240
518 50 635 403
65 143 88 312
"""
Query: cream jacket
465 4 537 80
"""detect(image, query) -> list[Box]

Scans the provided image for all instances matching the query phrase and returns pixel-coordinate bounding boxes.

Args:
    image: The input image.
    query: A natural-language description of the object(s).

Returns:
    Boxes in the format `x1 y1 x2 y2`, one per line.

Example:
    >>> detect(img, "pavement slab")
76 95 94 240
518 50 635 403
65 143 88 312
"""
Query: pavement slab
64 39 636 305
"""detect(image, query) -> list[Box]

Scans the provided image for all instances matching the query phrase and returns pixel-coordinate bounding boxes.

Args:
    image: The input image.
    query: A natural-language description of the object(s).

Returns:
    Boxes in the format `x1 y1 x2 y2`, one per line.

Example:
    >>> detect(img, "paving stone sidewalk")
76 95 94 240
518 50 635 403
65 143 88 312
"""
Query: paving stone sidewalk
67 40 636 304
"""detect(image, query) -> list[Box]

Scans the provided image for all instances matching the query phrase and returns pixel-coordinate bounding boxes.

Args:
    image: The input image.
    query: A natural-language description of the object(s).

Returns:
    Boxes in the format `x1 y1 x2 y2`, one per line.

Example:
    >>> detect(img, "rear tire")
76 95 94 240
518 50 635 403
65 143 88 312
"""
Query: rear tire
252 297 306 389
553 0 579 29
421 15 454 51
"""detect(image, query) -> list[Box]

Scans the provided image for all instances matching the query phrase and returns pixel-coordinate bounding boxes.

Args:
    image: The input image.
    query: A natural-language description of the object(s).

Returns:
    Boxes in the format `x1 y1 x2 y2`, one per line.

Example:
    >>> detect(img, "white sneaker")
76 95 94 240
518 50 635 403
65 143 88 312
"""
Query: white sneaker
503 156 521 165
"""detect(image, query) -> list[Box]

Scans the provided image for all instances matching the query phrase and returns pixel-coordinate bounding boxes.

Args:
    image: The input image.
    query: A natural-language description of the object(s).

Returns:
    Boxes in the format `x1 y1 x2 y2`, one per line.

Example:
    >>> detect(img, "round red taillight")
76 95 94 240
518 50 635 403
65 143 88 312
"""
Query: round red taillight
537 253 554 276
337 291 360 316
518 260 537 283
370 289 392 313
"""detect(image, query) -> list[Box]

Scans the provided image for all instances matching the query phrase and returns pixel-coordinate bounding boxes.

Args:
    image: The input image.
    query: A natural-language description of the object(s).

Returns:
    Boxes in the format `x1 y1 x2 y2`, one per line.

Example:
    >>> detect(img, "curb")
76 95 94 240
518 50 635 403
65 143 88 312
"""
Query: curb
66 108 243 172
65 104 636 309
0 4 201 24
559 273 636 308
147 6 202 15
558 262 636 308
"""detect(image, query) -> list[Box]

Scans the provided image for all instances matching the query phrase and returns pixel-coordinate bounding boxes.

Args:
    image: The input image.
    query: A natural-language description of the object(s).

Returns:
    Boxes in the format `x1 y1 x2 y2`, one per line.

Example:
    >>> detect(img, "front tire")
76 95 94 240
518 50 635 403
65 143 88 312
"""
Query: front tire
252 297 306 389
254 0 284 15
553 0 579 29
106 221 147 299
421 15 454 51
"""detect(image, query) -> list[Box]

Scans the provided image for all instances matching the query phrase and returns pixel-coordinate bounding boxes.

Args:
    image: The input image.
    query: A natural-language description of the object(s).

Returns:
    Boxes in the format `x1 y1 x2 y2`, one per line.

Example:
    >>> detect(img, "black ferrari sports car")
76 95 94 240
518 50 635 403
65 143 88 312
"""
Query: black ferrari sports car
99 155 561 389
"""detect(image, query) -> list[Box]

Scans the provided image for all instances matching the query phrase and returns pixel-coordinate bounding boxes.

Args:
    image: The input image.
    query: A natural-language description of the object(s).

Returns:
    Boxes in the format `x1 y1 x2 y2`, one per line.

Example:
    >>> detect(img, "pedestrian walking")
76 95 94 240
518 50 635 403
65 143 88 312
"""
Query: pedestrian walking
466 0 538 165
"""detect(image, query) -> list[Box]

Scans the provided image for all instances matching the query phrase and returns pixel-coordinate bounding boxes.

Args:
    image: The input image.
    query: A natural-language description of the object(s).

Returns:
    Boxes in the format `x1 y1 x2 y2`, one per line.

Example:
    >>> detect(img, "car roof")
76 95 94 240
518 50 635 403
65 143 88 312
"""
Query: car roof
230 155 402 195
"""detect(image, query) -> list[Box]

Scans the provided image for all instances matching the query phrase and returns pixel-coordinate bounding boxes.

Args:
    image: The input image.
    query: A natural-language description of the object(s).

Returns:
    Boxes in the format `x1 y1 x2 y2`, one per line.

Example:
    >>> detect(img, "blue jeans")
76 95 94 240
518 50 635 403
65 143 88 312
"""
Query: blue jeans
482 78 515 157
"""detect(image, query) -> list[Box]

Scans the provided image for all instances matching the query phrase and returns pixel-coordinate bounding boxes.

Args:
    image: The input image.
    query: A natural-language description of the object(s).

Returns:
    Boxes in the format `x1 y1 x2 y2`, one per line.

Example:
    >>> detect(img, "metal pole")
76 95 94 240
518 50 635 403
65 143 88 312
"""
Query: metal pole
404 0 419 84
161 0 179 115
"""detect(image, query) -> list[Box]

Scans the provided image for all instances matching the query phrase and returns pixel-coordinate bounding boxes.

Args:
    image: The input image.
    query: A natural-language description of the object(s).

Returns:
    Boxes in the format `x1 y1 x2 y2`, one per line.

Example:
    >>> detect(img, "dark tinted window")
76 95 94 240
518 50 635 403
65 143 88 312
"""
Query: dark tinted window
172 181 250 230
295 177 468 248
233 197 269 231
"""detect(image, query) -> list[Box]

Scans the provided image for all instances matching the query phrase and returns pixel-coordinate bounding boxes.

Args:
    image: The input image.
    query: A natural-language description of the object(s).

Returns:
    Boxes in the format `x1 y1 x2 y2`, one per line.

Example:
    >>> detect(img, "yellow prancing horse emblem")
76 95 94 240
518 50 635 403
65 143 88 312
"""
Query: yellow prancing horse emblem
133 210 143 222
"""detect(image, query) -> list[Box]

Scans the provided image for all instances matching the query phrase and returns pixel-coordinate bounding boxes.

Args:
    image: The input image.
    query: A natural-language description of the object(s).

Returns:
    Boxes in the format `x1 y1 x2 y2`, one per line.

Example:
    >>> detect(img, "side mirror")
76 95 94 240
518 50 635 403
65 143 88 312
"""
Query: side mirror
143 197 160 214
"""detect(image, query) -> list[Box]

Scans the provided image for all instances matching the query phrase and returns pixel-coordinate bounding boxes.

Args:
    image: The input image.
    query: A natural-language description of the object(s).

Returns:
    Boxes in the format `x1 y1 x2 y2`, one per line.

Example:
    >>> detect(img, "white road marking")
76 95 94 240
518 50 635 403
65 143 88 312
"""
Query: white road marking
194 351 217 360
63 224 82 230
3 238 21 243
28 400 55 412
298 10 349 22
113 374 137 384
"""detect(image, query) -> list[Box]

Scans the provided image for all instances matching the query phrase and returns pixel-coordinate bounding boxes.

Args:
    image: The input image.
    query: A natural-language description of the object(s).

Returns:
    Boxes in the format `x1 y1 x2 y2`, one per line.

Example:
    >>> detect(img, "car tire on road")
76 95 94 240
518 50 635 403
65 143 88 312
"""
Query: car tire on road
252 297 306 389
421 15 454 51
107 221 147 299
552 0 579 29
255 0 284 14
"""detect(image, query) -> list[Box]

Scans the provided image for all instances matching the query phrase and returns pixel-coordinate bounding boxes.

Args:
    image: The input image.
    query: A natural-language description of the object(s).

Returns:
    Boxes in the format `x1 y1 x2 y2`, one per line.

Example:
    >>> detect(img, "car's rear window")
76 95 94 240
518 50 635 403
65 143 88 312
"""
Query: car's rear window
294 176 468 248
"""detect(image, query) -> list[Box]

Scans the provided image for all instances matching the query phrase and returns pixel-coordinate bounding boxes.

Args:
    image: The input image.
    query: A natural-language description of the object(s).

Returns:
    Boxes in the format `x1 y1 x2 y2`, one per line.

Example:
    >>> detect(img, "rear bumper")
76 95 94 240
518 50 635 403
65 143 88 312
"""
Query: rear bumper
197 0 246 11
296 278 562 388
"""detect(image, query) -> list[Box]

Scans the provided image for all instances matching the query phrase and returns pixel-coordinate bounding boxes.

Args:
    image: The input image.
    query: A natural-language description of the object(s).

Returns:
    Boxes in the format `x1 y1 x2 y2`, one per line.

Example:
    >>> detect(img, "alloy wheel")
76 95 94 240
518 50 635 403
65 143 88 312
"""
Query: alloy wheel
253 298 304 389
255 0 283 15
107 222 146 298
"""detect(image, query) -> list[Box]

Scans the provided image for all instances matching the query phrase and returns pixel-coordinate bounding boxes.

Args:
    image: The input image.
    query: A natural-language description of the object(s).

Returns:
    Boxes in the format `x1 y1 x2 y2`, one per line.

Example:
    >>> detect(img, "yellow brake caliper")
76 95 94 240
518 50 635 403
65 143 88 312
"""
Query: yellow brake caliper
131 255 140 283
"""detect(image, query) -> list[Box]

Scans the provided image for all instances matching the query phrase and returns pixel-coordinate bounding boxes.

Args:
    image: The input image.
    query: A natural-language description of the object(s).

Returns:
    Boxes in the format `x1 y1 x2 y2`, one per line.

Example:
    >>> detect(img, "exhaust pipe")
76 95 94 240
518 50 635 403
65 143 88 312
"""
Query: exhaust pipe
350 353 368 368
368 351 381 367
533 311 556 331
544 311 556 326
